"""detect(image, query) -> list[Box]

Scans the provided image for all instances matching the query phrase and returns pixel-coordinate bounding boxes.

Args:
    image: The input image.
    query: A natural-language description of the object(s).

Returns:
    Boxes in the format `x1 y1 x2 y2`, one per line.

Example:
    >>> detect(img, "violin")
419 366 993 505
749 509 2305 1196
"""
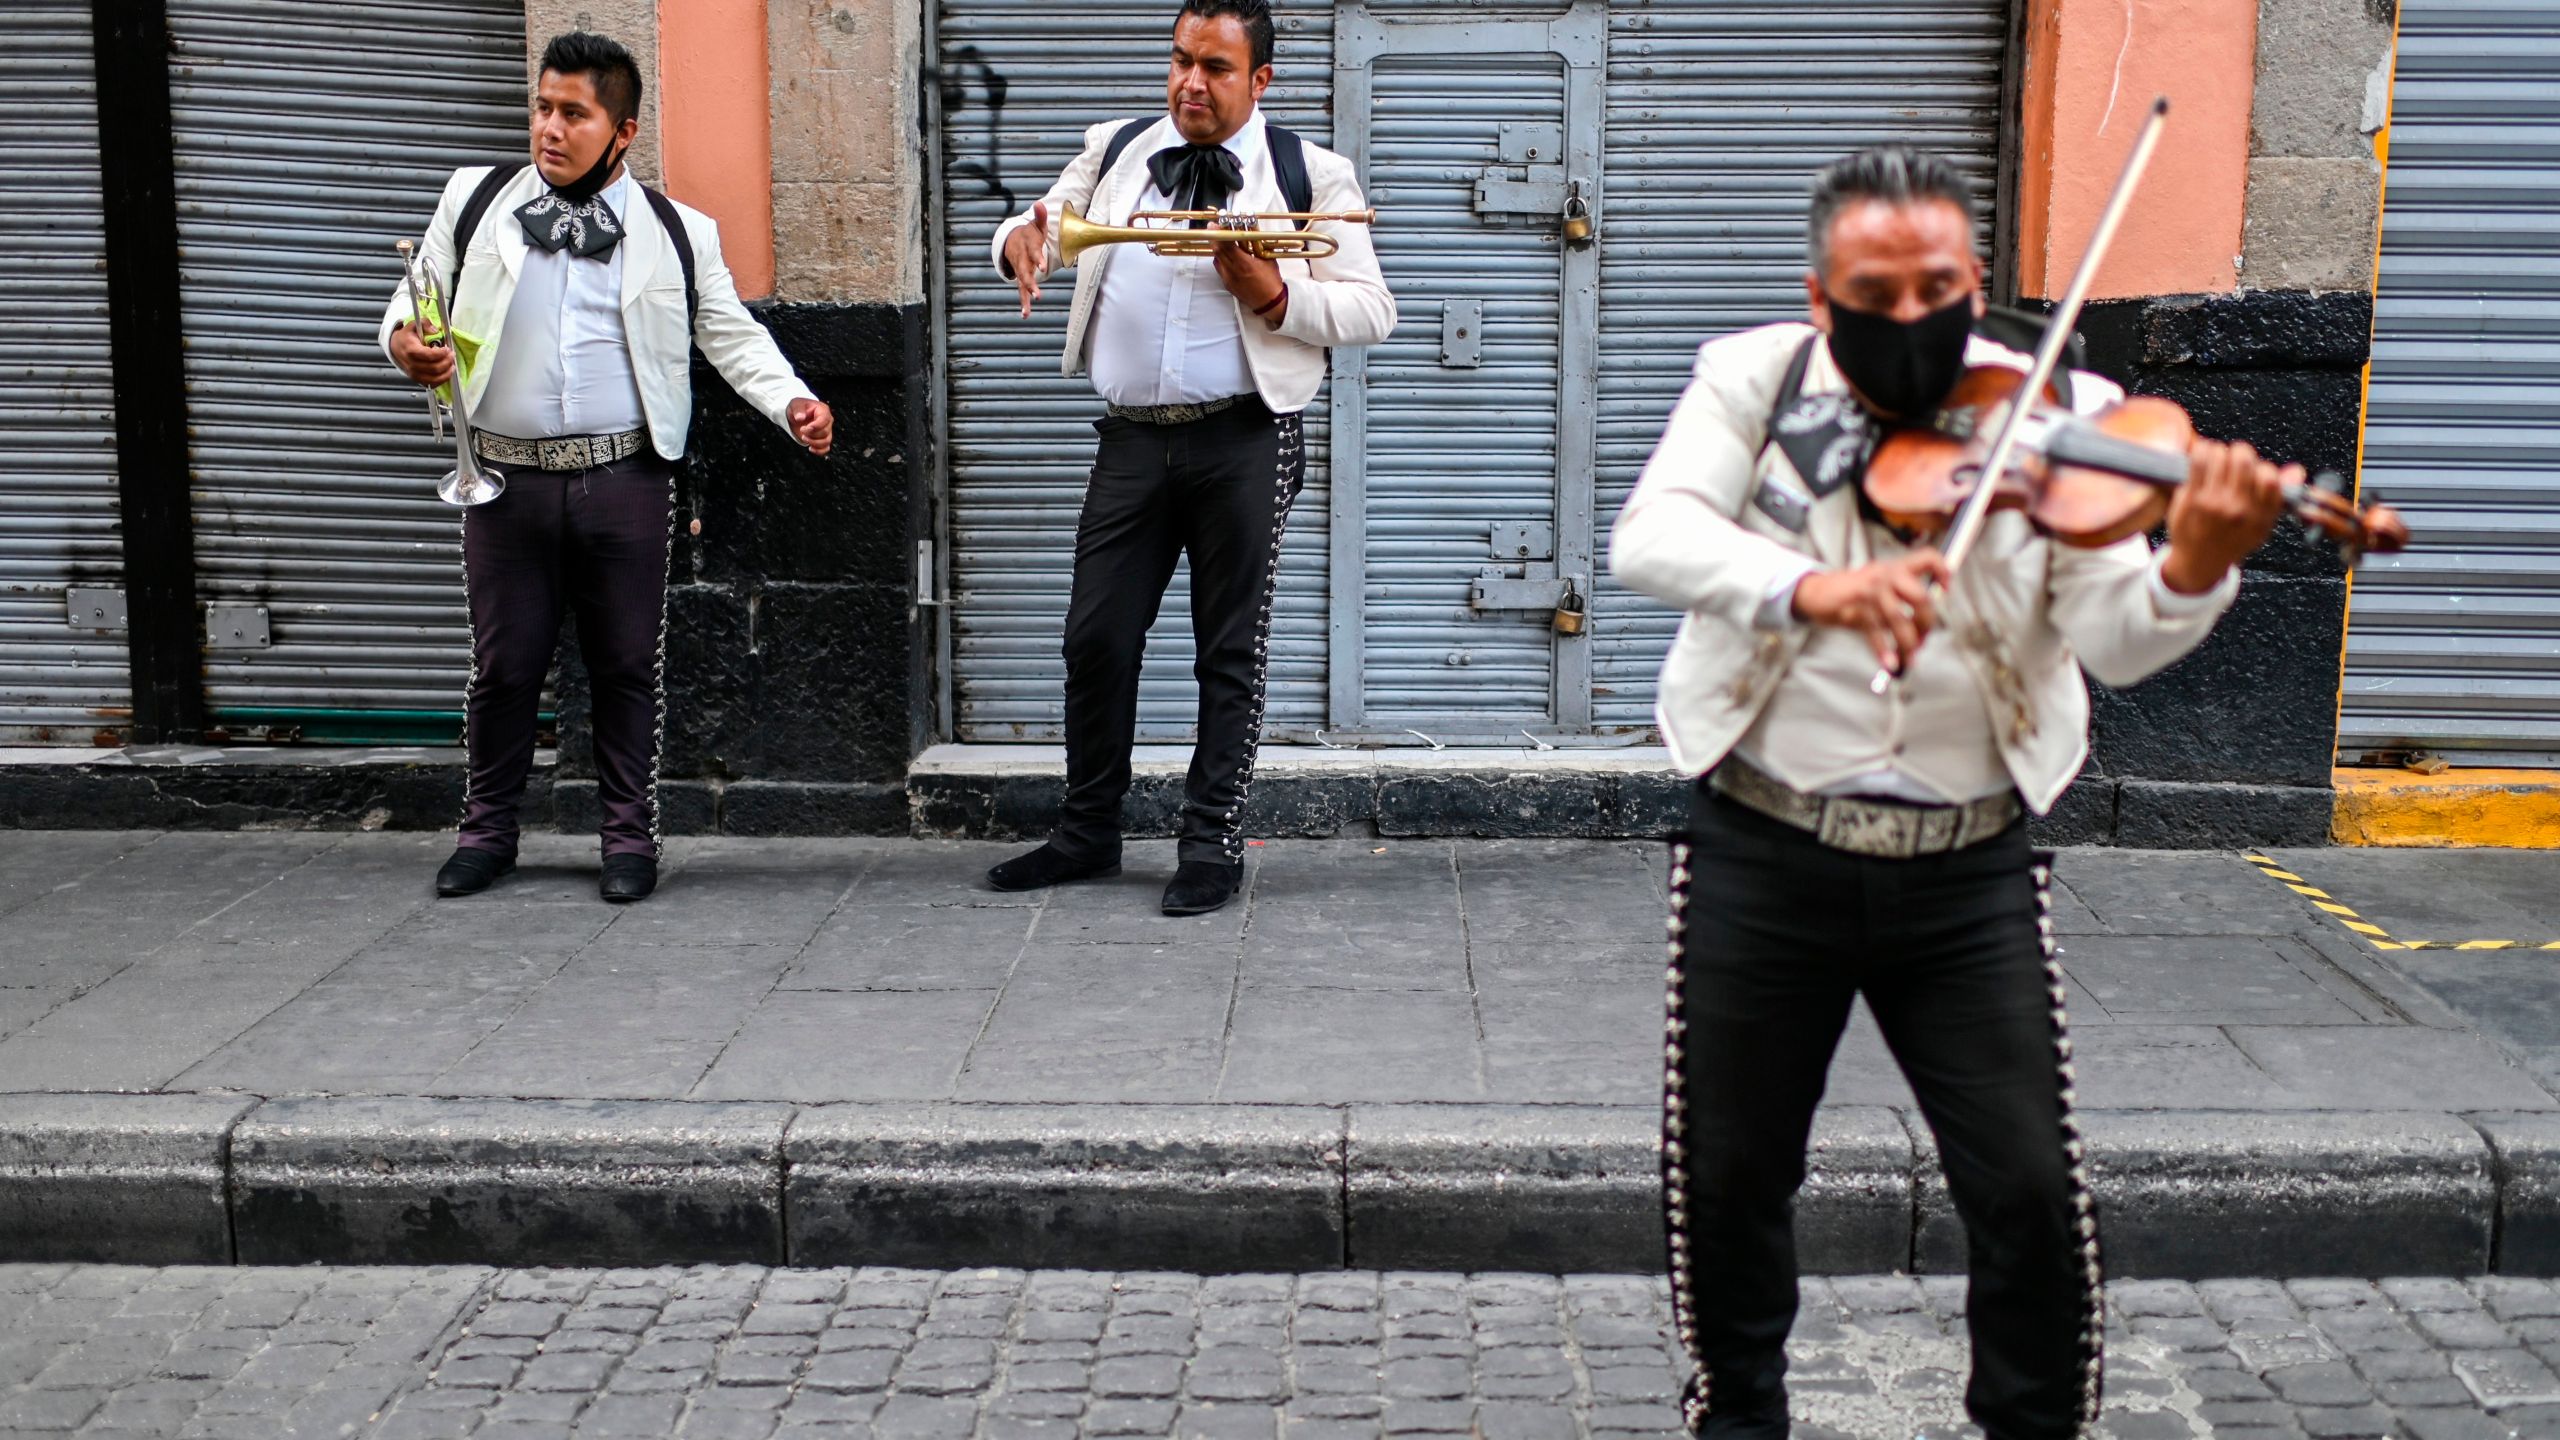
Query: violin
1862 364 2411 562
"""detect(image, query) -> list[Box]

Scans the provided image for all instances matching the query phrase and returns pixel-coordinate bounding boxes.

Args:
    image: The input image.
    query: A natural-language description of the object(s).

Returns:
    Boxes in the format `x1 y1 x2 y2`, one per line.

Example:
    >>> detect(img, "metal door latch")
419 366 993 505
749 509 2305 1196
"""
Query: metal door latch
65 587 126 634
205 603 271 651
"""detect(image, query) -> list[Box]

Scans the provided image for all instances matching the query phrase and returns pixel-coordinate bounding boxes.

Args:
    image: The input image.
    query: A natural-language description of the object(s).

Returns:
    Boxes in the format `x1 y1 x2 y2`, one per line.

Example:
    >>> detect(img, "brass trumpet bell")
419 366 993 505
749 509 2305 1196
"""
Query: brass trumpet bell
1055 204 1373 264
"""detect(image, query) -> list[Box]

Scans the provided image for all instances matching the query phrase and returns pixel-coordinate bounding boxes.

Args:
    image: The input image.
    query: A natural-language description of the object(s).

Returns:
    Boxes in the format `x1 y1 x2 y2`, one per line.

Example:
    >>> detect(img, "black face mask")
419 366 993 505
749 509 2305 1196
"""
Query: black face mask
1822 291 1975 418
552 132 628 204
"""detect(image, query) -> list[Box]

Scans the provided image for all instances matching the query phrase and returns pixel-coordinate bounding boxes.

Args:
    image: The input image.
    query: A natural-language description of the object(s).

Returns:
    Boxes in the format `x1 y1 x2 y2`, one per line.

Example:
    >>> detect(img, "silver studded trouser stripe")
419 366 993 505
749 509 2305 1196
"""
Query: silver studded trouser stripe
1667 782 2099 1439
1660 840 1712 1435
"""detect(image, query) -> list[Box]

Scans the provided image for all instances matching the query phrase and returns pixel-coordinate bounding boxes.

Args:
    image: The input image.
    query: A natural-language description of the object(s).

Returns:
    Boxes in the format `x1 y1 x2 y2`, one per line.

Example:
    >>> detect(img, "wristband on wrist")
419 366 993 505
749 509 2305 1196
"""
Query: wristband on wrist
1252 288 1288 318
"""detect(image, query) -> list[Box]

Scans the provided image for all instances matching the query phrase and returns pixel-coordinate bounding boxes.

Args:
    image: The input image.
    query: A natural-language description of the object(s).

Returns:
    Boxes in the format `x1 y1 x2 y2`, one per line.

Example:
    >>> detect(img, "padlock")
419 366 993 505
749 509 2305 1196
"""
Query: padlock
1560 186 1595 247
1552 589 1588 636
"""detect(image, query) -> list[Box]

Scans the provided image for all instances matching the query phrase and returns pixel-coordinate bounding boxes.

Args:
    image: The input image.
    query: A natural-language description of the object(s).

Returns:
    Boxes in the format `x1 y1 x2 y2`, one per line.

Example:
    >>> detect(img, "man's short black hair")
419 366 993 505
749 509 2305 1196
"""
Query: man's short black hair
540 31 643 127
1807 144 1979 276
1177 0 1276 71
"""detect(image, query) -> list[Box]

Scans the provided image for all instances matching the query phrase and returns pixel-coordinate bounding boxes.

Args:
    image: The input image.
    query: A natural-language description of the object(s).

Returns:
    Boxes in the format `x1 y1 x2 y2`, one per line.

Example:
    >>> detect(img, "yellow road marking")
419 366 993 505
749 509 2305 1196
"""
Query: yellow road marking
2241 851 2560 952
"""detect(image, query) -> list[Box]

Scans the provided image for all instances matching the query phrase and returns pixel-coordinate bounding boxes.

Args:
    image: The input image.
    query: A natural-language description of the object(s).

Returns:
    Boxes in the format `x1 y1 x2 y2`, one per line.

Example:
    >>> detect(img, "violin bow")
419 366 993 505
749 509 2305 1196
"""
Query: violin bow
1871 95 2171 695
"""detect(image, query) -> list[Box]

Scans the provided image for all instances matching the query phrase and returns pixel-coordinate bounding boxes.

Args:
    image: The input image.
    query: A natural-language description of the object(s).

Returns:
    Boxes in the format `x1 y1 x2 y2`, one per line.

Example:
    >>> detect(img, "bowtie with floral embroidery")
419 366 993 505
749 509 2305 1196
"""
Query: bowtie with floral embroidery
516 191 623 260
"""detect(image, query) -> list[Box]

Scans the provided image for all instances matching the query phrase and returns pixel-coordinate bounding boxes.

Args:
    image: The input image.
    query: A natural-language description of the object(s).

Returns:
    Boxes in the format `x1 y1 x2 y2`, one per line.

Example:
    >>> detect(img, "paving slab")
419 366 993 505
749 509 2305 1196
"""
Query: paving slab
0 832 2553 1273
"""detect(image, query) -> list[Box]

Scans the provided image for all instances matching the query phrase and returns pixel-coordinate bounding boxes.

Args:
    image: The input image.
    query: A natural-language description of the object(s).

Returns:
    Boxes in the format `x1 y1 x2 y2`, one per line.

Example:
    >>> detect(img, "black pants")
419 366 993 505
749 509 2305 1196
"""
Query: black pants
457 456 675 861
1662 783 2101 1440
1054 399 1304 868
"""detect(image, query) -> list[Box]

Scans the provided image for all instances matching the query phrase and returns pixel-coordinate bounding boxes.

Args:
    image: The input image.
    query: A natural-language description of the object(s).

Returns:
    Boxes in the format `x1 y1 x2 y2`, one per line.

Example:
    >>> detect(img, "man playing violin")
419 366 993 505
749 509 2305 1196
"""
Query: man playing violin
1611 146 2293 1439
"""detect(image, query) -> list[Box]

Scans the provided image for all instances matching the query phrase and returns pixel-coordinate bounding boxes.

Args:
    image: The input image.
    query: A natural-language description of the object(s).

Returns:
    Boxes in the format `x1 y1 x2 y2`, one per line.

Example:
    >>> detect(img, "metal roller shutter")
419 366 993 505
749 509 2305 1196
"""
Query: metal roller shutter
938 1 1334 741
1589 0 2009 729
167 0 526 740
0 3 129 743
1358 58 1570 722
2340 0 2560 762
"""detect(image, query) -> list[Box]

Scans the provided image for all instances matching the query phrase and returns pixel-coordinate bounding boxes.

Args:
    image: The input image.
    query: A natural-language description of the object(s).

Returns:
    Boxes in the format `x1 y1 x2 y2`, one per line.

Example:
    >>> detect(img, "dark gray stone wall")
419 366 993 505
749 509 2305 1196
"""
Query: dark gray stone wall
2062 288 2372 836
554 301 930 835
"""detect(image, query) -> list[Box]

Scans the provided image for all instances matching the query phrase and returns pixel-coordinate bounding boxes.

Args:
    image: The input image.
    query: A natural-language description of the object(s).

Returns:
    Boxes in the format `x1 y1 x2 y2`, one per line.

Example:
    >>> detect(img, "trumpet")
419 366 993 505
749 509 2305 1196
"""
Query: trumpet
1056 203 1376 264
396 239 506 508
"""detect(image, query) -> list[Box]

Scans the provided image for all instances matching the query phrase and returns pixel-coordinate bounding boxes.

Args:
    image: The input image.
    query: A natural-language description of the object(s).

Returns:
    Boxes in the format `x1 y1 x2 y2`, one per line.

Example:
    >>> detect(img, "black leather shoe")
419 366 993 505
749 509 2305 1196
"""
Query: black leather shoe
600 854 658 904
435 847 514 898
1161 859 1243 916
986 843 1121 893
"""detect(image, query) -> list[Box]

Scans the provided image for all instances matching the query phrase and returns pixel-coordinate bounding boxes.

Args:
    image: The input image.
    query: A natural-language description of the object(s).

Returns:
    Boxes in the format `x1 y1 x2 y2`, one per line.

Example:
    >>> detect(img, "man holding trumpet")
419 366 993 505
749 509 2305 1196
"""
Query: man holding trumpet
384 32 834 904
987 0 1394 916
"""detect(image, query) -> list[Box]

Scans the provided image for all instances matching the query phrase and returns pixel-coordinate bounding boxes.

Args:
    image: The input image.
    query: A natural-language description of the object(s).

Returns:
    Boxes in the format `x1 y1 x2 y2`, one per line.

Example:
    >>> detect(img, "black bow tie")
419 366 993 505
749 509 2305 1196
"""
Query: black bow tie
1147 142 1244 223
517 191 624 260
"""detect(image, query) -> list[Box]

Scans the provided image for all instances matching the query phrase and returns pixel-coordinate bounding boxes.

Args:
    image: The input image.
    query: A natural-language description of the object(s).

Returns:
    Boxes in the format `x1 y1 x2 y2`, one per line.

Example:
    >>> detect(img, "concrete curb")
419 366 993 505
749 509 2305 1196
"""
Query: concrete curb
2 1094 2552 1274
228 1097 793 1267
786 1103 1345 1273
0 1093 254 1264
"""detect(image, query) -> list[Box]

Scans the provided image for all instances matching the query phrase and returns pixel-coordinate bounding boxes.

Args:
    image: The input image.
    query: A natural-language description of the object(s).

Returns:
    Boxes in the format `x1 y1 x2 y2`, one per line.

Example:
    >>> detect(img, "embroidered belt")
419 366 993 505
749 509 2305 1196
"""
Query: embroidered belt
473 427 650 472
1709 752 2021 860
1105 395 1243 426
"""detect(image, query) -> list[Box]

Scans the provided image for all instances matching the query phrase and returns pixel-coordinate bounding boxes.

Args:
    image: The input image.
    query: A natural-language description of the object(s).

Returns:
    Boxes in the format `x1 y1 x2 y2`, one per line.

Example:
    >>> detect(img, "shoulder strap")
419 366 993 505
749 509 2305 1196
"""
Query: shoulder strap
1097 117 1157 188
1769 332 1820 430
1266 123 1314 221
1975 303 2080 409
447 161 528 312
639 185 700 339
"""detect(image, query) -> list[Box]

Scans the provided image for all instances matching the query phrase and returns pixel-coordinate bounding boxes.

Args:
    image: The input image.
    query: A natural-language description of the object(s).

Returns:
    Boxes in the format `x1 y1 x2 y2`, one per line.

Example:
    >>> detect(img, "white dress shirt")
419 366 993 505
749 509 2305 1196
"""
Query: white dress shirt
474 171 649 441
1738 521 2224 804
1088 110 1265 407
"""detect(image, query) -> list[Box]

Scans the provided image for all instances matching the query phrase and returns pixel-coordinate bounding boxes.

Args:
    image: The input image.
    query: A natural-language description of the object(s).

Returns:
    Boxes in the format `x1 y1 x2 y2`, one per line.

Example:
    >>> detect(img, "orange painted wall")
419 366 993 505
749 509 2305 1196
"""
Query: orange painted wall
2014 0 2256 300
660 0 775 299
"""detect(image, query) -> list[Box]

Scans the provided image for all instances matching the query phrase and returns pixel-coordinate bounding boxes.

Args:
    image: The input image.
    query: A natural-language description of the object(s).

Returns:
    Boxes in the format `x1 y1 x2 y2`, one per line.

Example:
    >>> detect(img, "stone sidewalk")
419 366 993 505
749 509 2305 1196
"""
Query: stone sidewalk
11 1263 2560 1439
2 832 2560 1274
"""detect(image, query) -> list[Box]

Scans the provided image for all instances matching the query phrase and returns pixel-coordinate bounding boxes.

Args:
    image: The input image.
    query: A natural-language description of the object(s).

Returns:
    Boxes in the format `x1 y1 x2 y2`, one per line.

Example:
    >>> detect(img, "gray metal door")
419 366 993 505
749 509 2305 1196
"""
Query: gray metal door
2340 0 2560 762
167 0 526 742
1329 1 1604 738
0 2 130 744
1588 0 2010 733
936 0 1334 741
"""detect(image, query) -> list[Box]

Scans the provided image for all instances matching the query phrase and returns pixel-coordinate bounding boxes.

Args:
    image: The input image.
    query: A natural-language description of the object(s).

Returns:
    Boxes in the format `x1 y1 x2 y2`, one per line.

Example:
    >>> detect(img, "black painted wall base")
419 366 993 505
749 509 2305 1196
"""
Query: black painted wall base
2068 290 2372 793
0 759 2332 848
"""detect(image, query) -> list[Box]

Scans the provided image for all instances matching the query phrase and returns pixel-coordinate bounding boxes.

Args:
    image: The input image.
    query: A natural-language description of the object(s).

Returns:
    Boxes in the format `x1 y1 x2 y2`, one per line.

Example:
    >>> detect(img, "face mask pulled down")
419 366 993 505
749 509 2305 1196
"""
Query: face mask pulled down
1823 292 1974 419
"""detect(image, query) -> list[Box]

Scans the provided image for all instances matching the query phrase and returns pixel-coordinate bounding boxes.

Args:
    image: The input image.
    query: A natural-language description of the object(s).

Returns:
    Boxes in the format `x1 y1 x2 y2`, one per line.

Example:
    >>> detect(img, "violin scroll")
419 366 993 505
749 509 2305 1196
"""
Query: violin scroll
2291 471 2409 565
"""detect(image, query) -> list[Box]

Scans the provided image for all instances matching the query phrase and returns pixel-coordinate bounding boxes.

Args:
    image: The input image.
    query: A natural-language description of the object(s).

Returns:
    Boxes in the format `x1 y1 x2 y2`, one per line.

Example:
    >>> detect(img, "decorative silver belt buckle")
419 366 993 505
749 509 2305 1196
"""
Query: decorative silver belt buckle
1916 808 1961 854
1818 801 1918 859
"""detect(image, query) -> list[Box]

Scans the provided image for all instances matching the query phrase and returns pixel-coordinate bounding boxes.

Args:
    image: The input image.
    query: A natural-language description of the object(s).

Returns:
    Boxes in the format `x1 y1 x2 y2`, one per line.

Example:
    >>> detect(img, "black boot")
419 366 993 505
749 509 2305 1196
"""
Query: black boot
1161 859 1242 916
435 847 515 898
986 843 1121 893
600 853 658 904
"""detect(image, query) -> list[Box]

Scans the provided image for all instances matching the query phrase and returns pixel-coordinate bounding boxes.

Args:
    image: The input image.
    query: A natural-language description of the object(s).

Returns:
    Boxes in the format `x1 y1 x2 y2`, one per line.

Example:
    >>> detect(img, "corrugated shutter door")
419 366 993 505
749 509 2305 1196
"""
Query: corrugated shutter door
1359 57 1567 721
1590 1 2008 729
2340 0 2560 761
940 2 1332 741
0 4 129 743
168 0 526 735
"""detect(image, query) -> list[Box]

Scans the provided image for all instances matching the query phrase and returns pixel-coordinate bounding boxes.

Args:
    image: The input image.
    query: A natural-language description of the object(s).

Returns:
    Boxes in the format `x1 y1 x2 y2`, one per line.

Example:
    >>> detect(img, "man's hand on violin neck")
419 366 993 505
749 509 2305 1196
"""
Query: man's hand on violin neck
1793 550 1951 672
2163 437 2294 595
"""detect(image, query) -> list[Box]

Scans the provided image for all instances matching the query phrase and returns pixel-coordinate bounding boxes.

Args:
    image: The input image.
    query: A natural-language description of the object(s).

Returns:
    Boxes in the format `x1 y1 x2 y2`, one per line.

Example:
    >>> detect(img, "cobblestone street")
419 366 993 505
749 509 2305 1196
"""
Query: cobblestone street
7 1264 2560 1438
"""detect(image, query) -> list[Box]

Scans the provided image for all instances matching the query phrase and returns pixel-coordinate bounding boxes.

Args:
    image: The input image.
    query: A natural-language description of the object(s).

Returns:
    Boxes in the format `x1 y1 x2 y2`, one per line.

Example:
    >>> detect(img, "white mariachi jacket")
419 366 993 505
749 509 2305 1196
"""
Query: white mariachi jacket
1609 321 2240 816
988 114 1397 415
379 164 816 461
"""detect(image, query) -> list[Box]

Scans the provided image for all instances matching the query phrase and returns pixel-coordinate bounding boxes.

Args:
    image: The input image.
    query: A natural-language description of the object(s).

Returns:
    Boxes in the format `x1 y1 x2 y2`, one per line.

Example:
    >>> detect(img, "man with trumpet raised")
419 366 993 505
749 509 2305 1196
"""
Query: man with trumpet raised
384 32 834 904
987 0 1394 916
